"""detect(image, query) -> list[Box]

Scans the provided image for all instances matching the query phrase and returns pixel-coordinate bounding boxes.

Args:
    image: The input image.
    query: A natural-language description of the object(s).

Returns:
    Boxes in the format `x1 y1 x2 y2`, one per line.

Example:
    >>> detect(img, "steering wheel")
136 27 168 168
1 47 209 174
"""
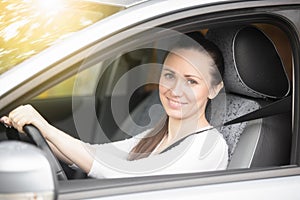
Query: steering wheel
23 125 67 180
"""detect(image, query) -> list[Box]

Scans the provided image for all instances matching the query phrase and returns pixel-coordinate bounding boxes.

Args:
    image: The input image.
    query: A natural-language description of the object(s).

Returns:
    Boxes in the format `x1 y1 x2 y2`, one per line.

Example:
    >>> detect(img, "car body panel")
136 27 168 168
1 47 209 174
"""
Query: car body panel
58 167 300 199
94 175 300 200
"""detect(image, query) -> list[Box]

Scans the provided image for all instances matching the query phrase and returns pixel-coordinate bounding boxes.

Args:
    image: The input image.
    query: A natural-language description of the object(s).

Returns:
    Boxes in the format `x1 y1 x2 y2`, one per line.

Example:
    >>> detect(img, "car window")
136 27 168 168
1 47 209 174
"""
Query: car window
0 0 123 75
88 23 292 178
26 19 294 181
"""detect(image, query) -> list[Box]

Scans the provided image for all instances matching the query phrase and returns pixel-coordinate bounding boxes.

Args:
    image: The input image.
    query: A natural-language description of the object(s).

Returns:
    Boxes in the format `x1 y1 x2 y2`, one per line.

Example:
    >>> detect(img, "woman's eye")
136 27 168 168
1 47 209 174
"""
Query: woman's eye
164 73 175 80
187 79 198 85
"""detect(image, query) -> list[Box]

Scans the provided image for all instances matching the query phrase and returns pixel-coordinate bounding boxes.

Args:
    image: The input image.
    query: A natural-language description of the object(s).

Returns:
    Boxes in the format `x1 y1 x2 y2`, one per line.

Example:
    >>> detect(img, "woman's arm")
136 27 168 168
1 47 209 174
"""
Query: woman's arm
44 124 93 173
1 104 93 173
47 141 73 165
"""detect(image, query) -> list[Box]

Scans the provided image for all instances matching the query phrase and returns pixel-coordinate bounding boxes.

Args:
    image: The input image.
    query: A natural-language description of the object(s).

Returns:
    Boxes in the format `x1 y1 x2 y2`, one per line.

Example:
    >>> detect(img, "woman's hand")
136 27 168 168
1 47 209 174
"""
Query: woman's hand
1 104 94 172
0 104 49 136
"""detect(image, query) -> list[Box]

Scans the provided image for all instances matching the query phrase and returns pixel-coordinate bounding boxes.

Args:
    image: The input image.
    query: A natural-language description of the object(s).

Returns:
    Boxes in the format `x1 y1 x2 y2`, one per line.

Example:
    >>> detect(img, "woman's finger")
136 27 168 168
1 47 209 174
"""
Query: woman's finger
5 104 47 134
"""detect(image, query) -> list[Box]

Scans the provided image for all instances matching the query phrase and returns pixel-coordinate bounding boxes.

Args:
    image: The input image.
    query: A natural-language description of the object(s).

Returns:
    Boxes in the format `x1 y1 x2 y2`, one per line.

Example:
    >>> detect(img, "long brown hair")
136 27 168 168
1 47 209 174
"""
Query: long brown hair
127 32 224 161
127 115 168 161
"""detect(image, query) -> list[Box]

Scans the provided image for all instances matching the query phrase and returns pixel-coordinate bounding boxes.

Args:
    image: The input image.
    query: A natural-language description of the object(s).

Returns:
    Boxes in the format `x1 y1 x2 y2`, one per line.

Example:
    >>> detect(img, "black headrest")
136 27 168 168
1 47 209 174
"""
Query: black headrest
206 25 290 99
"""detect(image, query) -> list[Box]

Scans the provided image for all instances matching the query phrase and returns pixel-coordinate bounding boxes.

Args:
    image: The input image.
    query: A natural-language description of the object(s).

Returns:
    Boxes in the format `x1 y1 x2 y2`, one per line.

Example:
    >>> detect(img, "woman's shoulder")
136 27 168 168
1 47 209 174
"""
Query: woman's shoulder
196 128 228 159
193 128 226 143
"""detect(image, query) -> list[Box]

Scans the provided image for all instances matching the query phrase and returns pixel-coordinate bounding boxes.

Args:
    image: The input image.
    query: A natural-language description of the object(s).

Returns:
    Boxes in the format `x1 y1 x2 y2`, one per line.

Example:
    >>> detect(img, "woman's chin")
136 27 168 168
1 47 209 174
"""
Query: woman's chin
165 110 185 120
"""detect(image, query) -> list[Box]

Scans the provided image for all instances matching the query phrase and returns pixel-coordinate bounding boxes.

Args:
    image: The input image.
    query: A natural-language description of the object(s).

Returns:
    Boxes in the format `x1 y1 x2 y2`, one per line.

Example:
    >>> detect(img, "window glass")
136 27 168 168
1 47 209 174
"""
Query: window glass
254 23 293 80
36 61 103 99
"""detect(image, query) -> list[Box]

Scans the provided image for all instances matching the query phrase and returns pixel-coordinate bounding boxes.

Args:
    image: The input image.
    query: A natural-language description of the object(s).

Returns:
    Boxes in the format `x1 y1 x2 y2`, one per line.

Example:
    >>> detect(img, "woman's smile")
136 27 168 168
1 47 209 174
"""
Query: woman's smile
166 97 188 109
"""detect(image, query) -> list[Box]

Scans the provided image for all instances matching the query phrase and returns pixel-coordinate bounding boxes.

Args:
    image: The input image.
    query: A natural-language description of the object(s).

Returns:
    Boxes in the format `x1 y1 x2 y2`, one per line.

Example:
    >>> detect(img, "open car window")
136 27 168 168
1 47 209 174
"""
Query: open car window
27 20 293 178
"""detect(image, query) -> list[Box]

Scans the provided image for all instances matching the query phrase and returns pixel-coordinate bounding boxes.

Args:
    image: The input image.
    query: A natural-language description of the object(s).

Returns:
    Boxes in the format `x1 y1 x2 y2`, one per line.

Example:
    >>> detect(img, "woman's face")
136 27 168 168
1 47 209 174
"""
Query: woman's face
159 49 214 121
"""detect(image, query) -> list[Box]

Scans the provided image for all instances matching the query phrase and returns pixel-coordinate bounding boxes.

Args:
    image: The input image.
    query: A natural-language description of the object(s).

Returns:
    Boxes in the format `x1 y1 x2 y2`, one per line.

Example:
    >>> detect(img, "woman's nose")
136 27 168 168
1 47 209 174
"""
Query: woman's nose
170 79 184 97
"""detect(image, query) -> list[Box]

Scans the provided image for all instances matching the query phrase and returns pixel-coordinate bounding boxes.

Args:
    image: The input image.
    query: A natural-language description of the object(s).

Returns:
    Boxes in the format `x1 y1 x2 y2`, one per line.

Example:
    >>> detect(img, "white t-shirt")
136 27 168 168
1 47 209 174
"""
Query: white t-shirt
77 128 228 179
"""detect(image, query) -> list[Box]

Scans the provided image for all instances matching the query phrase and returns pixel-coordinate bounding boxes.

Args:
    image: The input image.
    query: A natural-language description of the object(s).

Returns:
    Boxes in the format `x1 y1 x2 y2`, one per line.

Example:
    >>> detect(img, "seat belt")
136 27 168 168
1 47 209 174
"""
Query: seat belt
160 95 292 154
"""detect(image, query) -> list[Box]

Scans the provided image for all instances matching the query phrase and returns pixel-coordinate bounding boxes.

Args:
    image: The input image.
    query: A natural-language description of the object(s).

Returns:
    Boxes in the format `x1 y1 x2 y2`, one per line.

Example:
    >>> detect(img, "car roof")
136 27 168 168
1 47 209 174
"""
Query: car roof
93 0 234 8
87 0 150 7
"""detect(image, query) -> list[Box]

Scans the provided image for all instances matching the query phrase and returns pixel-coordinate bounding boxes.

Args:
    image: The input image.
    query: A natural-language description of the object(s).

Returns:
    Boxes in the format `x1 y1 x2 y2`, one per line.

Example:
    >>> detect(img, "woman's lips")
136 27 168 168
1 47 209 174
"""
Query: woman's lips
167 97 187 109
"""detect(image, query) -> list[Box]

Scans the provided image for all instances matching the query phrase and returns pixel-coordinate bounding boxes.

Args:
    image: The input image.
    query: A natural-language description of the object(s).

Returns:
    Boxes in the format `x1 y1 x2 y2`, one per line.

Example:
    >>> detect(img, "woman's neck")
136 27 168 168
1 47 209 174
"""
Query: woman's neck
167 114 210 142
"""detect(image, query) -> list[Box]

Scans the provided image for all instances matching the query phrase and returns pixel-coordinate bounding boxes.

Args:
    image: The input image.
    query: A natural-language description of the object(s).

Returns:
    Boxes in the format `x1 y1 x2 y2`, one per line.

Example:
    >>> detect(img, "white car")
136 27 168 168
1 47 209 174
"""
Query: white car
0 0 299 199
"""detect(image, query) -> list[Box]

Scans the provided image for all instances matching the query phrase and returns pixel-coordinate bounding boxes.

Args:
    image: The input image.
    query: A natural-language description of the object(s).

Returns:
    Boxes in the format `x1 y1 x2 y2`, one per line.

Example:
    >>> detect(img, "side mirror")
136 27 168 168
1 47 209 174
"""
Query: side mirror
0 141 57 200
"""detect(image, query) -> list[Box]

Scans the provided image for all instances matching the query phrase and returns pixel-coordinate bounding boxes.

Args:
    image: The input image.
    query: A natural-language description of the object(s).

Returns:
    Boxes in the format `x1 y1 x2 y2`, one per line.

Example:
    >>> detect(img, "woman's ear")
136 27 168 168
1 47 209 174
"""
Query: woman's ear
208 81 224 99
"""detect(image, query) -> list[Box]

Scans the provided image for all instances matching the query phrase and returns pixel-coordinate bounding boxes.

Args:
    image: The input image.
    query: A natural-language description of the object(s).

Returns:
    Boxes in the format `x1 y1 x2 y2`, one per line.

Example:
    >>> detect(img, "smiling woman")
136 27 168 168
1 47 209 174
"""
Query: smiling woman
0 0 123 74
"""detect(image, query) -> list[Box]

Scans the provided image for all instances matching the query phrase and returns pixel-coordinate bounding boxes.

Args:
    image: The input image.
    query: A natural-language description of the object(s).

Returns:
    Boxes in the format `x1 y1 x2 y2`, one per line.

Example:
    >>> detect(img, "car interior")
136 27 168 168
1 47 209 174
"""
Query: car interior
0 21 294 180
206 25 291 169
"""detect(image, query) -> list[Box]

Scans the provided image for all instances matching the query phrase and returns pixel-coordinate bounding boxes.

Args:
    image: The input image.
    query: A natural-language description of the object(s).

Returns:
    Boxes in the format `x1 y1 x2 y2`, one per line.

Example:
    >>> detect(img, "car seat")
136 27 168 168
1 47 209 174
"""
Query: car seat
206 25 291 169
112 25 292 169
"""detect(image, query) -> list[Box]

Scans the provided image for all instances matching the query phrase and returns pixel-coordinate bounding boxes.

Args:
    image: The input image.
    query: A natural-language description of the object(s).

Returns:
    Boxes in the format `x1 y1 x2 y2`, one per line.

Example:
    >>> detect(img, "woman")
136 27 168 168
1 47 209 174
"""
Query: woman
1 32 228 178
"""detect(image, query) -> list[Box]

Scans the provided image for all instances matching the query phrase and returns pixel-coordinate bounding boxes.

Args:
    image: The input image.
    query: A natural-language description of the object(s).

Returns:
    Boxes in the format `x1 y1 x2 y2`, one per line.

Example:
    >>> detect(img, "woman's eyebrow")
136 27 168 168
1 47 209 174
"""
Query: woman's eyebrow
163 68 203 80
162 68 175 73
184 74 203 81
